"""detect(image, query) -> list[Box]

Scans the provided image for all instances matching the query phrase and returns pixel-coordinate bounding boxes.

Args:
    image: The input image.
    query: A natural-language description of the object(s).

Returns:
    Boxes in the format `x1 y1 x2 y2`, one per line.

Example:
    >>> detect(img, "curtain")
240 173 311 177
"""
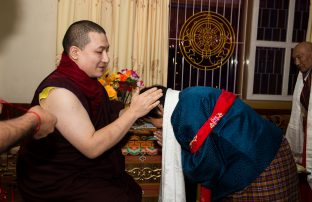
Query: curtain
306 0 312 41
57 0 169 86
132 0 169 86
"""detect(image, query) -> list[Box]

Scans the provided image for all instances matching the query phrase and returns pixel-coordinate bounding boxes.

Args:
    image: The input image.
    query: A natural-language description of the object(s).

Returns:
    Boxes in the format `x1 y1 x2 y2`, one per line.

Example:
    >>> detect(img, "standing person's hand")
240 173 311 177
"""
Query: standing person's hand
153 129 163 146
28 106 57 139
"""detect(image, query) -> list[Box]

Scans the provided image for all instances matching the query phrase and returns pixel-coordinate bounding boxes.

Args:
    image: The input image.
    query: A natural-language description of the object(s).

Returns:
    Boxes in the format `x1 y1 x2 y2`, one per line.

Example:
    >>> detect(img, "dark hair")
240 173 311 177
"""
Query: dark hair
62 20 106 54
141 85 168 118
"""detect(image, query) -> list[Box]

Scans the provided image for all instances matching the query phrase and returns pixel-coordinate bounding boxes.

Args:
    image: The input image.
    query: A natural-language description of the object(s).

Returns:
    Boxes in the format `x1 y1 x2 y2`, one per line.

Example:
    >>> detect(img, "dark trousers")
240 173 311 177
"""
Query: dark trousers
184 176 198 202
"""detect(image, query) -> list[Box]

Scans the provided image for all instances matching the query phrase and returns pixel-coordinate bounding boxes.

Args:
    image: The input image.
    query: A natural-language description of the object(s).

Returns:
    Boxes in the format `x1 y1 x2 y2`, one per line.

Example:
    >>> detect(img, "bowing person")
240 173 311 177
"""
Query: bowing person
143 86 300 202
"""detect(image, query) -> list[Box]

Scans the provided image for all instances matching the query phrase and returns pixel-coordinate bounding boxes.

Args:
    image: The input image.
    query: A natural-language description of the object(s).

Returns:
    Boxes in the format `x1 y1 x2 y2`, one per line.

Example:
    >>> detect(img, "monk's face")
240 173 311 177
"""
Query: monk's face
73 31 110 78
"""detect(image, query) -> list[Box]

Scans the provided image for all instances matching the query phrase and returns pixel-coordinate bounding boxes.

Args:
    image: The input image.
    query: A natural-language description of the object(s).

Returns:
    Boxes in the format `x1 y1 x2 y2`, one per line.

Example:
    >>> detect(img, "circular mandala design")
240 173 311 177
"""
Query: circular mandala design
179 11 235 70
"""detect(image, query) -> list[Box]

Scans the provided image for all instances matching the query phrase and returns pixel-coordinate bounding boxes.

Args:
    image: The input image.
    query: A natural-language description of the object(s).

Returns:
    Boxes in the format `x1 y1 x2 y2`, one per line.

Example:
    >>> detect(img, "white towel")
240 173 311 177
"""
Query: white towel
158 88 186 202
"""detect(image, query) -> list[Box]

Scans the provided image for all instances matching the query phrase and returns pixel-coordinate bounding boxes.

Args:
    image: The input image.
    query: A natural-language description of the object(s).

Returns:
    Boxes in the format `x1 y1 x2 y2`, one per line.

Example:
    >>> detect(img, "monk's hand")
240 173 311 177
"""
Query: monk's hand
129 87 163 119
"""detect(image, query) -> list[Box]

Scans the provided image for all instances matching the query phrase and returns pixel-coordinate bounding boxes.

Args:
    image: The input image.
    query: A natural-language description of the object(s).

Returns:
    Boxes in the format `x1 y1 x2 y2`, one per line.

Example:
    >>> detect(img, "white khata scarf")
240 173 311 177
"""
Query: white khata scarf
286 72 312 188
158 88 186 202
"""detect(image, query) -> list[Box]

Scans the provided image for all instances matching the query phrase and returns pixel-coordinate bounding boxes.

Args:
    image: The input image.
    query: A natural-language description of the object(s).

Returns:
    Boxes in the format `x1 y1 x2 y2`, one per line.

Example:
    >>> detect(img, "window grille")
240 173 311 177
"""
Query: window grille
168 0 309 101
167 0 245 95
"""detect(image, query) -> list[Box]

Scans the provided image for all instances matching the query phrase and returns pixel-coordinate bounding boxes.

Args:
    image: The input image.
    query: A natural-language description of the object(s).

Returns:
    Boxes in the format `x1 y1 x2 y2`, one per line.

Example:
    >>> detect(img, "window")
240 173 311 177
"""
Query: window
167 0 245 95
246 0 309 100
167 0 309 101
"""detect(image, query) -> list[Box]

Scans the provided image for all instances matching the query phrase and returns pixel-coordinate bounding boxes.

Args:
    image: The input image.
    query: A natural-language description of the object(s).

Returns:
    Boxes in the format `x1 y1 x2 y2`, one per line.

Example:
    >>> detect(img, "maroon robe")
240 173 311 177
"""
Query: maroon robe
17 54 141 202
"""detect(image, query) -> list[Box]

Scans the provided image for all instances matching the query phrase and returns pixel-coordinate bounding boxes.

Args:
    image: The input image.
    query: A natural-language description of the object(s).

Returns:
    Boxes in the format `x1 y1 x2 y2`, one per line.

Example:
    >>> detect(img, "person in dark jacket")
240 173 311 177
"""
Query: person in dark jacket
143 85 300 202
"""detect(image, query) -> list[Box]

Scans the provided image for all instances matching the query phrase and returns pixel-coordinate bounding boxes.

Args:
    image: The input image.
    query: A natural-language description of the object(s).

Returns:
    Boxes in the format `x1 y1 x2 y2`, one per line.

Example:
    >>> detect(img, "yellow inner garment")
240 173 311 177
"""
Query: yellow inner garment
39 87 55 101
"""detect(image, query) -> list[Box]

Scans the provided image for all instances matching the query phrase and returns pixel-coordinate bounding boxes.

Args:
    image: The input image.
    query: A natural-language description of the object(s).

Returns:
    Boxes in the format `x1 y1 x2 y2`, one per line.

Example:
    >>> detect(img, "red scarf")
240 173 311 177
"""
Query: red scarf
190 90 236 153
189 90 236 202
54 52 104 116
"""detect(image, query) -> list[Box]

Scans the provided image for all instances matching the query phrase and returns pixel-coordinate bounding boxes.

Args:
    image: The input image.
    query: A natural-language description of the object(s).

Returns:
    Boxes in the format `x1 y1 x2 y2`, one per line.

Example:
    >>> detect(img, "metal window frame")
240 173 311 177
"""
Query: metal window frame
246 0 297 101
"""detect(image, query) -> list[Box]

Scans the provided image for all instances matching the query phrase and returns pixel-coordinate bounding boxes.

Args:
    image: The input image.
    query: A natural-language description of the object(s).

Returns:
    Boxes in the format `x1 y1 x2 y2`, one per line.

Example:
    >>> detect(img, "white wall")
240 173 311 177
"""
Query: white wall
0 0 57 103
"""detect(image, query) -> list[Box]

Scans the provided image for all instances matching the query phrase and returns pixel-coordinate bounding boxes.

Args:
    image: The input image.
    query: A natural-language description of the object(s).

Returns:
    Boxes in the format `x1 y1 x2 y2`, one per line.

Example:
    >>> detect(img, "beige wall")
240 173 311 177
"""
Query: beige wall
0 0 57 103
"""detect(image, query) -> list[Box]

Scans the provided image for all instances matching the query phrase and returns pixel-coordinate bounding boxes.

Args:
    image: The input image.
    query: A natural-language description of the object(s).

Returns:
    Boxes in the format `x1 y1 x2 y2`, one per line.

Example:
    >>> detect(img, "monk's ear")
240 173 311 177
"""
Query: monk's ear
68 46 80 60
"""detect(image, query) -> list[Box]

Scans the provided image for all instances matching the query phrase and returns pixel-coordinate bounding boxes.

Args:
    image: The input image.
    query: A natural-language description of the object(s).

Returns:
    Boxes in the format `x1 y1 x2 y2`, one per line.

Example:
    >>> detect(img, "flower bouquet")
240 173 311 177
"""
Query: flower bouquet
99 68 144 104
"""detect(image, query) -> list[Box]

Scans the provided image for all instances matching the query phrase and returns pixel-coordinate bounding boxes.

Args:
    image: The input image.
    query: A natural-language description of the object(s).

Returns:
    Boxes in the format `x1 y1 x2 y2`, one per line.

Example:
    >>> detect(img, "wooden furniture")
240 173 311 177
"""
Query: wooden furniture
121 121 162 201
